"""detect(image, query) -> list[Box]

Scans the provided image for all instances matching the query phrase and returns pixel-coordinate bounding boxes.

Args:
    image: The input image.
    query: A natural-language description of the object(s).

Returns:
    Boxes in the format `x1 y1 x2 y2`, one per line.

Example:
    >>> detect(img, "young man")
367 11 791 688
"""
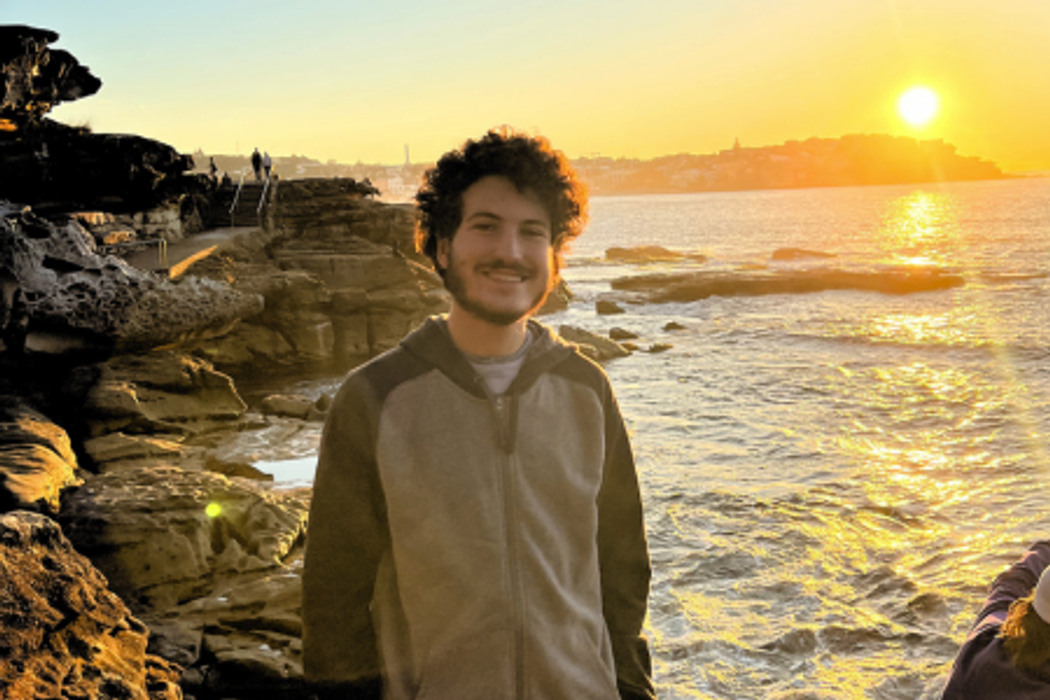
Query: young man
302 128 654 700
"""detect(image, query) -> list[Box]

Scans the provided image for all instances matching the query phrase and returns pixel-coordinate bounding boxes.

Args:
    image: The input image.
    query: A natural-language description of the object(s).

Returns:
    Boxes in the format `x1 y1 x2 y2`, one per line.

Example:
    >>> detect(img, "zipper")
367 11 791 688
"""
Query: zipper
492 394 525 697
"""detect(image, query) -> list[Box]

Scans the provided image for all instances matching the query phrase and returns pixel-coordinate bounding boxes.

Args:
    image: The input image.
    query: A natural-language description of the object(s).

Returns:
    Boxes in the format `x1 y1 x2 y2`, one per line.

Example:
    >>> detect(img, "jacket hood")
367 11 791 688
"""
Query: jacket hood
400 316 576 398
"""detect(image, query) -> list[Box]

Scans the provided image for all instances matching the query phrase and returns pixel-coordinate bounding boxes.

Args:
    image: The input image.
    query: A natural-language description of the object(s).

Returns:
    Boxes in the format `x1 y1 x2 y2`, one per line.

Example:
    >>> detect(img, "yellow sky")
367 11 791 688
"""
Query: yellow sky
10 0 1050 171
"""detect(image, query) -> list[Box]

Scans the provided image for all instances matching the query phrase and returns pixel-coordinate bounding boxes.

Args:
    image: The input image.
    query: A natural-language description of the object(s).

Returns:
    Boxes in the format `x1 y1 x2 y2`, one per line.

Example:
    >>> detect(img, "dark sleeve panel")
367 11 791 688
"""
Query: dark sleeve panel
301 348 431 692
553 352 656 699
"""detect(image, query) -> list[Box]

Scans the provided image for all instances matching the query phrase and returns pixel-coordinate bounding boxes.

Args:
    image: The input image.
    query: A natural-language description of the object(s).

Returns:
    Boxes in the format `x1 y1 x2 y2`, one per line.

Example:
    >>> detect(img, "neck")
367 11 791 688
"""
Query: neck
446 305 529 357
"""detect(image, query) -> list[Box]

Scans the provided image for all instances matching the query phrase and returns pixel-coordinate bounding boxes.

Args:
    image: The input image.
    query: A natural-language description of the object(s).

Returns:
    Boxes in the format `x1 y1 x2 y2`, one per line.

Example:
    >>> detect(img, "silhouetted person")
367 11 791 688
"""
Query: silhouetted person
208 156 218 183
263 151 272 180
251 148 262 181
942 540 1050 698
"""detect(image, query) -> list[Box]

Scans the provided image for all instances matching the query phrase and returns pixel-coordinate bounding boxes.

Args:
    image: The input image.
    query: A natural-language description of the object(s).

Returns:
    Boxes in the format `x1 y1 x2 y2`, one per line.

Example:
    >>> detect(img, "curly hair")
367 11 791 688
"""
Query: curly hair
414 127 588 278
1001 594 1050 677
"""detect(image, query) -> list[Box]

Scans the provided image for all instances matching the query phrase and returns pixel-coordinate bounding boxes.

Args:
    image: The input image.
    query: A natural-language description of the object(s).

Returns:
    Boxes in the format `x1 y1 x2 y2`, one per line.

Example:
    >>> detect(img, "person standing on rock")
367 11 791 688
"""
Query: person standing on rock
303 127 654 700
262 151 272 180
251 147 262 181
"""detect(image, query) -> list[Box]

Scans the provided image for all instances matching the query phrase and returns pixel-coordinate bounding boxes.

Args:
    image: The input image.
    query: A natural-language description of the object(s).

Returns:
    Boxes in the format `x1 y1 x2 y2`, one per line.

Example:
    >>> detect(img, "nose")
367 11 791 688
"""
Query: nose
493 225 525 260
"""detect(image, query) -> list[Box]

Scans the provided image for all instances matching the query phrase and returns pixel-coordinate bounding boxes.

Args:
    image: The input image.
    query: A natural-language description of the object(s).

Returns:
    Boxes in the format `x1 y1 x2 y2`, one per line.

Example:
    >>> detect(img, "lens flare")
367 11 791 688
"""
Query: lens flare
206 502 223 518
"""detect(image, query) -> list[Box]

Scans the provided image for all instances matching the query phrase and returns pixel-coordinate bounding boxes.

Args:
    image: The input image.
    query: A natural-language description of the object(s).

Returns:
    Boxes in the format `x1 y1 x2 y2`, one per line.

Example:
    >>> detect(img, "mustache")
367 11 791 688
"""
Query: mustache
476 259 534 276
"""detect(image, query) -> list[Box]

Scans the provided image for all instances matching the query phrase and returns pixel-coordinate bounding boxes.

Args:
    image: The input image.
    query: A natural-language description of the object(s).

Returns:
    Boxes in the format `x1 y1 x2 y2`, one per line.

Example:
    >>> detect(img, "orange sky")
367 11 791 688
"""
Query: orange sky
9 0 1050 171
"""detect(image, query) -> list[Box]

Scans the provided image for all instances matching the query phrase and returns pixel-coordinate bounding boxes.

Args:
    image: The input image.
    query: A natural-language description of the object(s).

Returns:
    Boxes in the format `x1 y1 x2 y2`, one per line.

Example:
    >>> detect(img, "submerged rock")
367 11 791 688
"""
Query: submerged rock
0 510 182 700
558 325 631 361
611 267 964 303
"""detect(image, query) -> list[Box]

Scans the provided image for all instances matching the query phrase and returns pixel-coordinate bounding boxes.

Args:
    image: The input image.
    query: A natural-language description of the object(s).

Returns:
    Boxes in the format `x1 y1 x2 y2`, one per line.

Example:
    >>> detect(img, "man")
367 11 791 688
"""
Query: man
303 128 654 700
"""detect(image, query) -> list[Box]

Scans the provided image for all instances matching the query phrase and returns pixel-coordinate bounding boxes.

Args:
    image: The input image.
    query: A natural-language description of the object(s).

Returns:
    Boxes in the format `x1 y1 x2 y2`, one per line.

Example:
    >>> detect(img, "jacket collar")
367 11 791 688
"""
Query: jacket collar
401 316 574 397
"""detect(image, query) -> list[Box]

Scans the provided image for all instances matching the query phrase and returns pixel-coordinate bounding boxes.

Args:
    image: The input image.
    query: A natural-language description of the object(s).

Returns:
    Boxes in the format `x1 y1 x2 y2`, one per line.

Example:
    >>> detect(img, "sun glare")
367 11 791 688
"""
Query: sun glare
898 87 939 127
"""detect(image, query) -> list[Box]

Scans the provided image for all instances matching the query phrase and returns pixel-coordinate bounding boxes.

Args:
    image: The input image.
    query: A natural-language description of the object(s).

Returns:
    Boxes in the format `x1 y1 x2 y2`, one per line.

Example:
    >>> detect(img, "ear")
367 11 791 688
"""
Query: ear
436 238 451 271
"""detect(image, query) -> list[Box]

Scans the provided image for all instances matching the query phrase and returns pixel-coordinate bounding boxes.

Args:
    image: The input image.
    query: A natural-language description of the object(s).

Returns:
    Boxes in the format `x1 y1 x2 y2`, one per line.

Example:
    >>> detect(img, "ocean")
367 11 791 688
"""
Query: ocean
249 176 1050 699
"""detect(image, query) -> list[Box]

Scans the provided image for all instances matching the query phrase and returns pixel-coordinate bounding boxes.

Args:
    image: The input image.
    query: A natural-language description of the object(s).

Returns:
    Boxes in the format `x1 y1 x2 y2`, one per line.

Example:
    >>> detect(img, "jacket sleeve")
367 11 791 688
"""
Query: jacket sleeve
597 386 655 700
302 375 389 699
967 540 1050 639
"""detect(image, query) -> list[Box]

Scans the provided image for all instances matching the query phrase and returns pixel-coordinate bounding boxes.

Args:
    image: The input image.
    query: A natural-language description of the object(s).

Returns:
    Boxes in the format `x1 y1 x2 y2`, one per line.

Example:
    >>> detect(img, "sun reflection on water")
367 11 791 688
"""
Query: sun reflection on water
876 191 960 268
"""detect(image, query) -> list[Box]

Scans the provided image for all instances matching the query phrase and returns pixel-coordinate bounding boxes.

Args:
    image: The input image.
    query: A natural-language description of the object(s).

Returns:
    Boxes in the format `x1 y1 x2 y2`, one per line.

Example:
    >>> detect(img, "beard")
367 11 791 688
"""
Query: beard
443 254 552 327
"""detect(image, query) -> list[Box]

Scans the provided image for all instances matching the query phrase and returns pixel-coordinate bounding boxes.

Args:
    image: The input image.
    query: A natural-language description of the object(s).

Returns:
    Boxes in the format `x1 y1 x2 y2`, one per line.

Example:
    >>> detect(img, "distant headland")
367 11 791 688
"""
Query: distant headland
197 133 1011 201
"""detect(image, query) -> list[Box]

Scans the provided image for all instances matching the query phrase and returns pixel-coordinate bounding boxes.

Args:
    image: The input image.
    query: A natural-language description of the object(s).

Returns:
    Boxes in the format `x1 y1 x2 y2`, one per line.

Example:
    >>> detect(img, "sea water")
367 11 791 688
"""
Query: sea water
258 177 1050 699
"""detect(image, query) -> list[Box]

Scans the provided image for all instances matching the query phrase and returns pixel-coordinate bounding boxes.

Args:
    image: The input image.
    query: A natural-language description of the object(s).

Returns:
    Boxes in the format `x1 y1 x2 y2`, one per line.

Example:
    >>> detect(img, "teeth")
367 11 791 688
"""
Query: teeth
488 271 523 282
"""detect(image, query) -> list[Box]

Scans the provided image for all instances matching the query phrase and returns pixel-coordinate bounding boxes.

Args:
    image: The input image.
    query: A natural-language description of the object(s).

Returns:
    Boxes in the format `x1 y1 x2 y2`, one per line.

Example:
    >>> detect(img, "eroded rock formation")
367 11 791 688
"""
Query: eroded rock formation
0 510 182 700
0 203 263 356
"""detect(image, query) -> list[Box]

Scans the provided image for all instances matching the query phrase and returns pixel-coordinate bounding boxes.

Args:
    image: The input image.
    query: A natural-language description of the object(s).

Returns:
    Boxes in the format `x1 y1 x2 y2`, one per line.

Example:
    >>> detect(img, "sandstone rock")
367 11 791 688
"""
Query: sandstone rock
0 510 182 700
596 299 625 315
57 466 309 611
81 431 185 467
0 204 263 355
664 321 686 331
64 351 247 438
609 327 638 341
160 563 306 698
0 26 101 121
0 395 81 514
648 343 673 353
558 325 631 362
260 395 314 420
610 267 965 303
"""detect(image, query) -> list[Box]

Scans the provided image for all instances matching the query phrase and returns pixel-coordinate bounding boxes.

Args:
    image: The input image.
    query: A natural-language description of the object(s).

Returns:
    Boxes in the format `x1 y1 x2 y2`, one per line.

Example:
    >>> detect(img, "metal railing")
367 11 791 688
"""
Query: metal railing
98 238 169 269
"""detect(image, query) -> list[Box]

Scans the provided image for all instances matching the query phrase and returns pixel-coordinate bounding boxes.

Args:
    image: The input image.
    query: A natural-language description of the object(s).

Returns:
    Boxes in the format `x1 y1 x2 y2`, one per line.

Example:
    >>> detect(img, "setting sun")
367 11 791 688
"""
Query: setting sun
898 87 939 127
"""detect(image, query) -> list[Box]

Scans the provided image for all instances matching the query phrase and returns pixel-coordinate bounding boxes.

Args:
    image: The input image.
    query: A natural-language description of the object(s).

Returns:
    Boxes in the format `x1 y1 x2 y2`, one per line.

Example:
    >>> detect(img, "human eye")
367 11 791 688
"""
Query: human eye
522 226 550 241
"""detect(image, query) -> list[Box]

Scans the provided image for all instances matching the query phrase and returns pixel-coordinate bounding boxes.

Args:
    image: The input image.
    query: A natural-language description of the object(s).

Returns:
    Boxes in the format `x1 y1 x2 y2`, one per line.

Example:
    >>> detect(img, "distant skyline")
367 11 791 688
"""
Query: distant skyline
6 0 1050 172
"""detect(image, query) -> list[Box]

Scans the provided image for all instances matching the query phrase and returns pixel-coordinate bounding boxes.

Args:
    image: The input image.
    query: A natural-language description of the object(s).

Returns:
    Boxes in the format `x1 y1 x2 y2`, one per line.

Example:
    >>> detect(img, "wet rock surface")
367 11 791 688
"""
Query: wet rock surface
611 267 965 303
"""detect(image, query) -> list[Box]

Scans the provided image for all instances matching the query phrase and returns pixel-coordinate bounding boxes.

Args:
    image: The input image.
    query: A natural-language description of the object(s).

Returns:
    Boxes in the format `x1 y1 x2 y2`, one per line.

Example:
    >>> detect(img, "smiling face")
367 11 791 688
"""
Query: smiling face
437 175 555 328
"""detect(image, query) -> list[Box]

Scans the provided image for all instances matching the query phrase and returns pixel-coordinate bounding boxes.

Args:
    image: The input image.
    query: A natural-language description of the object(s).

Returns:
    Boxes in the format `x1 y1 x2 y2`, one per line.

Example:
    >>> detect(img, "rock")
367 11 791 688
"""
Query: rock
596 299 626 315
63 351 247 438
771 247 837 261
81 431 186 468
558 325 631 362
537 278 572 315
260 394 314 420
0 395 81 514
205 454 274 482
0 510 182 700
148 562 307 698
609 327 638 341
0 204 264 356
0 26 102 122
57 466 309 612
606 246 706 264
663 321 686 331
610 267 965 303
648 343 673 353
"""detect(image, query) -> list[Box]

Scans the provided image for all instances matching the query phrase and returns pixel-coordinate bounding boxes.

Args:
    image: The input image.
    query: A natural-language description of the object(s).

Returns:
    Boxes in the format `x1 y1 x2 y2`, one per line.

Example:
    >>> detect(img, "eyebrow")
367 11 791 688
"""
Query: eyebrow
465 211 550 228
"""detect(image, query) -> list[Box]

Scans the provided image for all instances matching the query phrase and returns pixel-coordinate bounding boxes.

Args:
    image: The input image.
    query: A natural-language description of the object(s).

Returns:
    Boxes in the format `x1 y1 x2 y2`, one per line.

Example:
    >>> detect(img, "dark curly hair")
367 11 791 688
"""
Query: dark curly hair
414 127 588 278
1002 594 1050 678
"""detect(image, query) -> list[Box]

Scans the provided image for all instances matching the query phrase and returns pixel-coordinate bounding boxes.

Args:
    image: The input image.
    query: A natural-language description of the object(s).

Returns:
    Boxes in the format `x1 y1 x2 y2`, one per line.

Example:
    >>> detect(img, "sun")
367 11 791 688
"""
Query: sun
898 87 939 127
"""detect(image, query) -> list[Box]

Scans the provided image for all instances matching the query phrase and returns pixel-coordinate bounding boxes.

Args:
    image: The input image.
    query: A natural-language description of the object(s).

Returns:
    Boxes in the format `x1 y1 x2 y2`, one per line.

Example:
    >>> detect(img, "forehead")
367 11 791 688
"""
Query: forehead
460 176 551 227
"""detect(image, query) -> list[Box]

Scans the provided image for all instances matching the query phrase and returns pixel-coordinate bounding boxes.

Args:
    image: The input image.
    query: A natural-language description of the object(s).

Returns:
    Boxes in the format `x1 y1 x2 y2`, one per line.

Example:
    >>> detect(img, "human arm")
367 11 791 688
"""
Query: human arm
302 377 389 699
967 539 1050 640
597 388 656 700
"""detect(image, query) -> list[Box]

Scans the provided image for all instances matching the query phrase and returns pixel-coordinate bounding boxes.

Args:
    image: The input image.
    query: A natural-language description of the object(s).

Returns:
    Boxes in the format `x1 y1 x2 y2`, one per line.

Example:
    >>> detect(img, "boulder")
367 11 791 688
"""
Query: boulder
0 510 182 700
596 299 625 315
0 395 81 514
0 25 102 122
558 325 631 362
609 327 638 341
63 351 247 438
260 395 314 420
57 466 309 612
0 204 263 356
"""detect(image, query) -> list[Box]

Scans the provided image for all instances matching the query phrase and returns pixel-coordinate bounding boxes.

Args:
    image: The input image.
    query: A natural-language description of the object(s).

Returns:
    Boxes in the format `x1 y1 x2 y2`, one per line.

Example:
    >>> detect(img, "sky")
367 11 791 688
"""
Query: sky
5 0 1050 171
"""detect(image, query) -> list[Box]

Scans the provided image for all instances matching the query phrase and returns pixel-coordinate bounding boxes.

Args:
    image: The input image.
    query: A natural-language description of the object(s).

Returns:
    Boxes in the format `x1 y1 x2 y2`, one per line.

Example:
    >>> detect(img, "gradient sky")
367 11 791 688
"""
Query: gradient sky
6 0 1050 171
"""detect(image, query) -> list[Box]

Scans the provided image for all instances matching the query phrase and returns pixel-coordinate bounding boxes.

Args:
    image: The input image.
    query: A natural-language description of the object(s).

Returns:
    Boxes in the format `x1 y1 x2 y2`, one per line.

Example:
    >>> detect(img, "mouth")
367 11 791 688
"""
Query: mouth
480 266 530 283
